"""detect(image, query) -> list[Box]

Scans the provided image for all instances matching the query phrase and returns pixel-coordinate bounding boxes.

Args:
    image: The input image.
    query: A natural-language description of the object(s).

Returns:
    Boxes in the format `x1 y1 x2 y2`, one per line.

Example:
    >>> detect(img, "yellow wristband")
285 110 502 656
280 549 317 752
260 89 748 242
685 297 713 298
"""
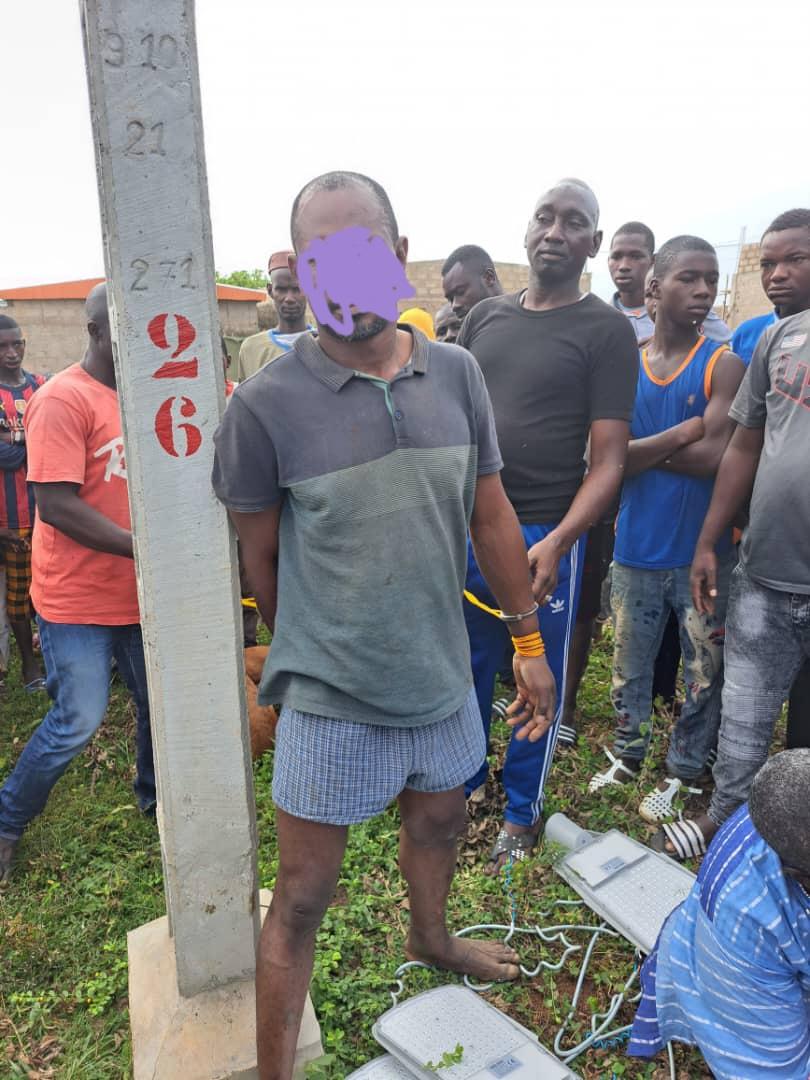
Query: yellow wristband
511 630 545 658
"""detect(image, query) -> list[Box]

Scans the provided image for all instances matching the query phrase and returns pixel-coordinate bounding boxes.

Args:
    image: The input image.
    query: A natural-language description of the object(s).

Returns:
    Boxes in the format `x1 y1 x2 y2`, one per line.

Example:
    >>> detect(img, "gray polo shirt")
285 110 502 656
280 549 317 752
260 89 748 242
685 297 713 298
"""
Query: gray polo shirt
730 309 810 593
212 327 502 726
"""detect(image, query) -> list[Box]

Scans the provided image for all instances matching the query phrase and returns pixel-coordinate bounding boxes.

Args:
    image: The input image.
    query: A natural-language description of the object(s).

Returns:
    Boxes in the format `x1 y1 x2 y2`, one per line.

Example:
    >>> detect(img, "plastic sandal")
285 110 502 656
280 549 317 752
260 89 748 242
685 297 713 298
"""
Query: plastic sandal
587 749 638 793
650 818 709 861
638 777 702 824
556 723 577 748
491 696 511 721
487 827 538 869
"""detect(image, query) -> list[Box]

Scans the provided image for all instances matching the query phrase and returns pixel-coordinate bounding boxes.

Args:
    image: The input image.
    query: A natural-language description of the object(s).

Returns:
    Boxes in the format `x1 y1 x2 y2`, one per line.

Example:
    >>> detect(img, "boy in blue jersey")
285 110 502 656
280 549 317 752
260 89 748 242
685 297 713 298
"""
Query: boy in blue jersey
590 237 744 824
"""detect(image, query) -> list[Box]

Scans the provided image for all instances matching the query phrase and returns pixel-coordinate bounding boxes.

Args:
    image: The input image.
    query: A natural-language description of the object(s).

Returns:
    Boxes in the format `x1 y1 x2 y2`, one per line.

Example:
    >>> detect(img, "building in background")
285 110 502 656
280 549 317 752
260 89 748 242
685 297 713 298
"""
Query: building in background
0 278 266 374
726 243 770 327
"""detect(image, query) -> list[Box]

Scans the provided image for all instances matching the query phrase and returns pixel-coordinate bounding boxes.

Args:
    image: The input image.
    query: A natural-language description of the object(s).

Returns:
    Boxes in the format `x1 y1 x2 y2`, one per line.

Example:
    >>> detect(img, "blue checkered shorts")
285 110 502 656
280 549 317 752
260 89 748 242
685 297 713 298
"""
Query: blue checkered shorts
272 688 485 825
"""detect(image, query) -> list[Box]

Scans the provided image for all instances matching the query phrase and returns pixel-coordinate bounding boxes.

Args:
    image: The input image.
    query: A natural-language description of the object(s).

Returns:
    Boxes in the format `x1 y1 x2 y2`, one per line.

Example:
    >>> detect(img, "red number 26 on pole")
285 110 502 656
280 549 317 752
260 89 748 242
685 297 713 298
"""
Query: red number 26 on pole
148 313 202 457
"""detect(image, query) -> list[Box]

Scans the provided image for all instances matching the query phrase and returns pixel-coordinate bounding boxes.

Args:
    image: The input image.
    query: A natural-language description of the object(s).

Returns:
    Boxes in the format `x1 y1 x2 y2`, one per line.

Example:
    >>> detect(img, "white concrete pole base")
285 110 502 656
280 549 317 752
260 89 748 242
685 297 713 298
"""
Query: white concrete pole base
128 889 324 1079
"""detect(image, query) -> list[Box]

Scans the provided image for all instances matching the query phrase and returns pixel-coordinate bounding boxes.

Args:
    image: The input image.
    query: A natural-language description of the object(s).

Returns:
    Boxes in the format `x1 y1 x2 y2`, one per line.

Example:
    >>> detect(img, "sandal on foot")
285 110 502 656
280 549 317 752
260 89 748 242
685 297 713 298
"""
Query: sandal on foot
491 696 511 721
24 677 46 694
487 827 538 869
650 817 709 861
556 722 578 748
639 777 702 824
588 749 638 793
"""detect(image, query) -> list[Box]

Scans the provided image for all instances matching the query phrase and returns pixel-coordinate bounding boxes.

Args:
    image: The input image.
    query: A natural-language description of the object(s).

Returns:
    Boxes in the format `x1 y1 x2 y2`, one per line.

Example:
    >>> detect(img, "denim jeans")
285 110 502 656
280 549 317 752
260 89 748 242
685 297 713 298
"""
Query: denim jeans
0 619 156 841
709 564 810 826
610 557 732 779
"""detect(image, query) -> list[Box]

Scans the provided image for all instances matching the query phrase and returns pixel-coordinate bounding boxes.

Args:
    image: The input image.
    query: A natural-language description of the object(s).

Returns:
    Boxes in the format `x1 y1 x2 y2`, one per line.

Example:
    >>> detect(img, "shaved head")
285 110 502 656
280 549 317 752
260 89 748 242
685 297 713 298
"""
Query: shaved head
550 177 600 226
86 282 109 327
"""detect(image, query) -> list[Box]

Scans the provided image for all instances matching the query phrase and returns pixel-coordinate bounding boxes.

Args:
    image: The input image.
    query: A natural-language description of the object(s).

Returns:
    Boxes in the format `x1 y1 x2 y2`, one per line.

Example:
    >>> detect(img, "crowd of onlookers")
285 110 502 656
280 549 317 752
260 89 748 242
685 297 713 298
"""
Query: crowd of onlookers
2 172 810 1080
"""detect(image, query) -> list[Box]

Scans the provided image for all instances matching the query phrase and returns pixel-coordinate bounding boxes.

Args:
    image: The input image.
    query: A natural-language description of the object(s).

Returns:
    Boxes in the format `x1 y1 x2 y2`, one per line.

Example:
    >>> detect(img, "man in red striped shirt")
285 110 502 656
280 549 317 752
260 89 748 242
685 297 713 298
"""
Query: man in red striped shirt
0 315 45 689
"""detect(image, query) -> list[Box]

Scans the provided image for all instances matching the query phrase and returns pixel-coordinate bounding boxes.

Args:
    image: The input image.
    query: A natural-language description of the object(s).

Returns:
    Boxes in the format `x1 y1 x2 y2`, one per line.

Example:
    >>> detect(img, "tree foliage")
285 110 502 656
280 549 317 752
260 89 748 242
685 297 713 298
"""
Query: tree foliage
216 268 267 289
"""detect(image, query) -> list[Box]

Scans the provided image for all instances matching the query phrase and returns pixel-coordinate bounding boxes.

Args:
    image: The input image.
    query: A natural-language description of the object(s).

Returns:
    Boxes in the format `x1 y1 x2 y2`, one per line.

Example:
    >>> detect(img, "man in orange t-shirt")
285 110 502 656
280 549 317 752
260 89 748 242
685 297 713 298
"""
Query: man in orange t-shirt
0 284 155 884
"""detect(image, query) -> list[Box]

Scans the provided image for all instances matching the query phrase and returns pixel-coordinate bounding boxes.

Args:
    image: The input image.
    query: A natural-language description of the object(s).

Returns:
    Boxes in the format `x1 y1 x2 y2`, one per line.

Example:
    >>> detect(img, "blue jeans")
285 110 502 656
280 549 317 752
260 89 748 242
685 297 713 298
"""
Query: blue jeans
610 558 732 780
464 523 585 826
0 619 156 842
709 563 810 826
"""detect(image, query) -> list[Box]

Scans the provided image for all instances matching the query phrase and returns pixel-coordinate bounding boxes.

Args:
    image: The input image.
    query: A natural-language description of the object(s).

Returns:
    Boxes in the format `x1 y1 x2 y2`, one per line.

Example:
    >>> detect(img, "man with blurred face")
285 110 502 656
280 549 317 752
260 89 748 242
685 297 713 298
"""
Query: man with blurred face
441 245 503 321
235 250 312 380
609 222 656 341
213 171 558 1080
458 178 638 872
435 302 462 344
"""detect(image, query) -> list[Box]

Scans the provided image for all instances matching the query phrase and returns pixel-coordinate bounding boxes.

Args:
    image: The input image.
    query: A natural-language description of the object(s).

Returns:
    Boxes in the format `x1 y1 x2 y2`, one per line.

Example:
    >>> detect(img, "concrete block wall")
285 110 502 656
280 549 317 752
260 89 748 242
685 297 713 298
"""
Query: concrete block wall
3 298 261 375
728 243 770 328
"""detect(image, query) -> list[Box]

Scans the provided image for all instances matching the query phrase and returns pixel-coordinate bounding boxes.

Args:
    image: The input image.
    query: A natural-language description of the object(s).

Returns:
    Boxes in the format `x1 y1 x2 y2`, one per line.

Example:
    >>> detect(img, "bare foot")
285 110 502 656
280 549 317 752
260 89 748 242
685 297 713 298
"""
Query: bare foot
406 933 521 982
484 822 540 877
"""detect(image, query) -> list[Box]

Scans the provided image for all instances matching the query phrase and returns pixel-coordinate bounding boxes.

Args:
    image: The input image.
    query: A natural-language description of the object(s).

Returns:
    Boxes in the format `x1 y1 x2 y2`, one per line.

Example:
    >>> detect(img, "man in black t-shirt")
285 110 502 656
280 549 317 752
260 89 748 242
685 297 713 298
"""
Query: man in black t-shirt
458 178 638 872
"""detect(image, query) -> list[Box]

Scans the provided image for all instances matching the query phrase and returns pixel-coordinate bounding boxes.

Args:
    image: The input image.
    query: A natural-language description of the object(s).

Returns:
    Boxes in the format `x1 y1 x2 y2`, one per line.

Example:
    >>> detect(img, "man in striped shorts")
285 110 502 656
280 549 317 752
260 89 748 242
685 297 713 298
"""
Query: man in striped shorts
213 171 556 1080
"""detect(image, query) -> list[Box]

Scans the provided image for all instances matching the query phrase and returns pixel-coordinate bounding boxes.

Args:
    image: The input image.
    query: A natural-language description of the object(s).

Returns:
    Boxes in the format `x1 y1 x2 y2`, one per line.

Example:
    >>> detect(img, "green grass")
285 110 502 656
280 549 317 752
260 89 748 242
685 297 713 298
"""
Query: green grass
1 629 710 1078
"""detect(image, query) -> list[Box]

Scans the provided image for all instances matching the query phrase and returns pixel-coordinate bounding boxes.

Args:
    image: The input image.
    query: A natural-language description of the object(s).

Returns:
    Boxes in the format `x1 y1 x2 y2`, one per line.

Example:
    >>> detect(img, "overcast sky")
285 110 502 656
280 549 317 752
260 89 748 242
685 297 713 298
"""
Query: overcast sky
3 0 808 301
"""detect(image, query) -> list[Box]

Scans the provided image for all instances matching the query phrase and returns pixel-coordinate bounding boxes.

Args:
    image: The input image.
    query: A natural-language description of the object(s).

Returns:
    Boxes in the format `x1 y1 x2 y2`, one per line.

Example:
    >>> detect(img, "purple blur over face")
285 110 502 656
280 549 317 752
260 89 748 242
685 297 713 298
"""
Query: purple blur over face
293 186 413 343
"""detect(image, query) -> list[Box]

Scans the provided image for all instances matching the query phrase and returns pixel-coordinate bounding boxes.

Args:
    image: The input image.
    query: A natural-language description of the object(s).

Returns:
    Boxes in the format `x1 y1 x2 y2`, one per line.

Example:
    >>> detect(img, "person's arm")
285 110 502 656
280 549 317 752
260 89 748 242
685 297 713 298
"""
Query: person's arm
690 333 772 614
660 351 746 477
625 416 704 477
469 472 555 741
690 424 764 614
227 506 281 630
528 418 629 602
33 481 133 558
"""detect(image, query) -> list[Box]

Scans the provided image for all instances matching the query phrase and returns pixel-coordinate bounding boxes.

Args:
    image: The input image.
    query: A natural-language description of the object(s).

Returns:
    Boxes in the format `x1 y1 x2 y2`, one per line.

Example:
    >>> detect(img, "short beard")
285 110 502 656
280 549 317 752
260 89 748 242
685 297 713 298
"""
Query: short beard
321 313 388 343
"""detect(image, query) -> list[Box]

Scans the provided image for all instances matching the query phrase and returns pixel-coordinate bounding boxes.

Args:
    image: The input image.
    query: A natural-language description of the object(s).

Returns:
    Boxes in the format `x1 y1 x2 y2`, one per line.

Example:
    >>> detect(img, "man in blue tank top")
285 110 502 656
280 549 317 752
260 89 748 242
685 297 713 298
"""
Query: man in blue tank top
589 237 744 826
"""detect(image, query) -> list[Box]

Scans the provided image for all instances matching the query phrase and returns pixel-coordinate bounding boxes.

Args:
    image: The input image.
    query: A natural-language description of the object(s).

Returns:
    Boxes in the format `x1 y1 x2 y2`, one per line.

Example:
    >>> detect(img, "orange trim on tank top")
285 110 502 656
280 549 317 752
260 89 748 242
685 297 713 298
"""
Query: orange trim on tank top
703 345 729 401
642 336 705 387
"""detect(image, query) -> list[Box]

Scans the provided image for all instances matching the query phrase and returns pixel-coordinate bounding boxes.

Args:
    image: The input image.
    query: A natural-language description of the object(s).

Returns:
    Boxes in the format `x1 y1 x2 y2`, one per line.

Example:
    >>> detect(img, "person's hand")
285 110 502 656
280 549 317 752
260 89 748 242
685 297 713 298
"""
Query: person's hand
679 416 705 446
691 544 718 615
506 653 557 742
527 536 562 603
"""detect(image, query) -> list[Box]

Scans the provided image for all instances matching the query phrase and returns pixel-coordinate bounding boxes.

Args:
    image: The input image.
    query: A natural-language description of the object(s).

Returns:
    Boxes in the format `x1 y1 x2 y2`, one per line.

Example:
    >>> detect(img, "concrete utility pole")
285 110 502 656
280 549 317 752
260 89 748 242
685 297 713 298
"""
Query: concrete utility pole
80 1 321 1075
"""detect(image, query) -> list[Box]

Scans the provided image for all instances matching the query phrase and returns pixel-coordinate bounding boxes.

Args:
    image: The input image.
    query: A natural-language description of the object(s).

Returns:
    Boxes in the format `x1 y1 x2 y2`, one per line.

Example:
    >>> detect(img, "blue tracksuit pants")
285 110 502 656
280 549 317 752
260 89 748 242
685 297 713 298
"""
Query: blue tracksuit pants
464 523 585 826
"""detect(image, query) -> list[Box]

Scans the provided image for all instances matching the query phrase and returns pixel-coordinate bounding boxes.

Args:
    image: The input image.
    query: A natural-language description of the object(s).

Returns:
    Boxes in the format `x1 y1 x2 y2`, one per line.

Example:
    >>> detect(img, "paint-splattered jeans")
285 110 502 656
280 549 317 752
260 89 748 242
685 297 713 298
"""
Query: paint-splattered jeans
708 563 810 826
610 557 733 780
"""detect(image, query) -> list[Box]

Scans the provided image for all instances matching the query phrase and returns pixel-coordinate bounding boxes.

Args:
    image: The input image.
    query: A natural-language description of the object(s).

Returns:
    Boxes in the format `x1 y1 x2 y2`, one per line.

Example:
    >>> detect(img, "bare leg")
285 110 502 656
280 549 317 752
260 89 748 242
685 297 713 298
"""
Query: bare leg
10 617 41 685
398 786 520 981
561 617 596 729
256 810 348 1080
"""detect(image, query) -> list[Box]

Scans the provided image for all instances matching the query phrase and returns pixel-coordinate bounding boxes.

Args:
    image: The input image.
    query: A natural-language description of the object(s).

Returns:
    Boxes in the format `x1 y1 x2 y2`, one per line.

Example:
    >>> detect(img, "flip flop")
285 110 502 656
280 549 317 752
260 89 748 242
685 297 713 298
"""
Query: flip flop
24 677 47 693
